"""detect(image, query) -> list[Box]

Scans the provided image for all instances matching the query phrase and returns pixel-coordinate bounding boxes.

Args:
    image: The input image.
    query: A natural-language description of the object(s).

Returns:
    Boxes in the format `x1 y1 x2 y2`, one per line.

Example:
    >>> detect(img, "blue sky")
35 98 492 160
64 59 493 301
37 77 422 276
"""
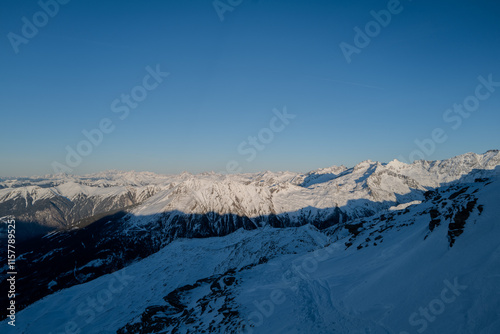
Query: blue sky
1 0 499 176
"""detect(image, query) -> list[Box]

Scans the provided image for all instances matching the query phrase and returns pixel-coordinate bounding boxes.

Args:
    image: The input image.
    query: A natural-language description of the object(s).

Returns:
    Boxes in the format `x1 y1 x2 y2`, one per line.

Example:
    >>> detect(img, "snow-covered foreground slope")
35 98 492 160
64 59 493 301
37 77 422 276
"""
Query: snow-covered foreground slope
0 226 329 333
233 173 500 333
2 166 499 333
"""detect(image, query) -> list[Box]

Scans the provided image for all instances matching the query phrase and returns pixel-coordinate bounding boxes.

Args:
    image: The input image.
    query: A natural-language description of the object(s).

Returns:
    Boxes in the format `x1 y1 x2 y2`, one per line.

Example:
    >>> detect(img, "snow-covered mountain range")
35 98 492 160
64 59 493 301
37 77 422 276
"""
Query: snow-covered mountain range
0 150 499 333
1 150 499 235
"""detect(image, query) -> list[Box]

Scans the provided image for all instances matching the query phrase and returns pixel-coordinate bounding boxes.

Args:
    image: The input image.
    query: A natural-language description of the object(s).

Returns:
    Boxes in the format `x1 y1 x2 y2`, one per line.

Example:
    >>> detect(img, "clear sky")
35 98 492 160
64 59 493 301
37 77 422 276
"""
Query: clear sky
1 0 499 176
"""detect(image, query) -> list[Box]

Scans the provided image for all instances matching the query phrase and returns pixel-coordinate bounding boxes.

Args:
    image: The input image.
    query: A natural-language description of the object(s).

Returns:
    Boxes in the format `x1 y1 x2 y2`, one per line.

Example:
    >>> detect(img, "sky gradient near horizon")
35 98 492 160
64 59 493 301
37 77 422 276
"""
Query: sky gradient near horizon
1 0 500 176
